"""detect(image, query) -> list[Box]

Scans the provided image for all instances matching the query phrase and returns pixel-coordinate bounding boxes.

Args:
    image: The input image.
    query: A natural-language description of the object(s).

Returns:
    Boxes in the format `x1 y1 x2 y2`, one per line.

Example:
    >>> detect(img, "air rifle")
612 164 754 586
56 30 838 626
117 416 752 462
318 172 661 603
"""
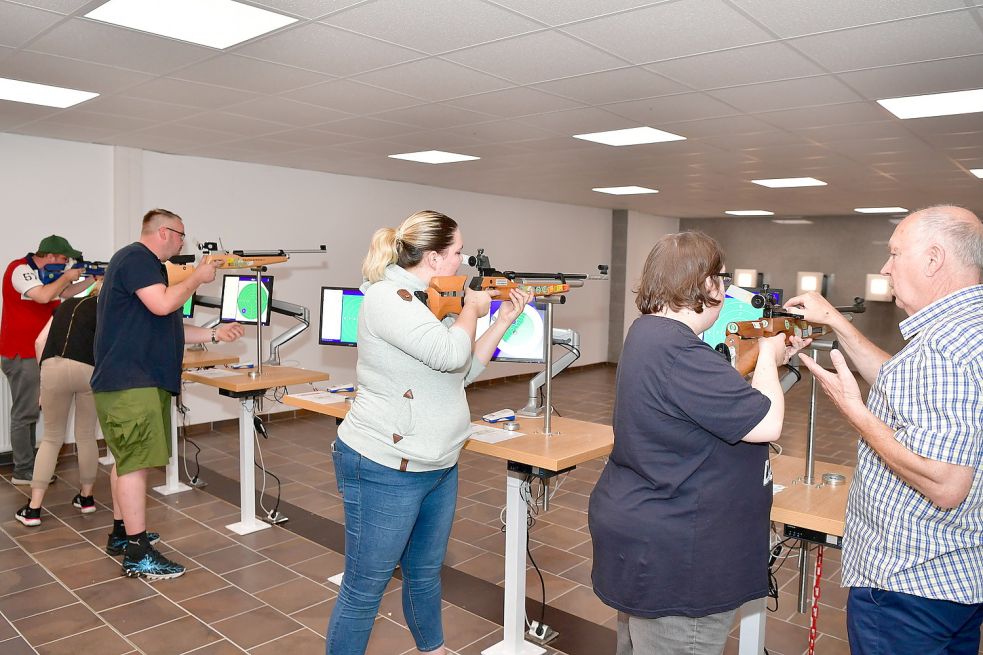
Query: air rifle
162 243 327 286
39 260 109 284
418 249 609 319
716 288 865 377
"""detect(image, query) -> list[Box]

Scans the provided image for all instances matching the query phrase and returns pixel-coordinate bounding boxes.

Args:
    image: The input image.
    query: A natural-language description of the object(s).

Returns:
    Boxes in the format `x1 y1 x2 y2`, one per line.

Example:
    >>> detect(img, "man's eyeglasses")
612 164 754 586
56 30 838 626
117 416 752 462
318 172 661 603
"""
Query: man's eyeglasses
718 272 732 291
163 226 186 240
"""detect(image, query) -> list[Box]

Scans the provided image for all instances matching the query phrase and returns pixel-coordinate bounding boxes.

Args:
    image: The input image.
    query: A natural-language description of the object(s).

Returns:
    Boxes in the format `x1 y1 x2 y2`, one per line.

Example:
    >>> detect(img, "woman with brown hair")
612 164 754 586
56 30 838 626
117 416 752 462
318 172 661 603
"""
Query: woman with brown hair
588 231 808 654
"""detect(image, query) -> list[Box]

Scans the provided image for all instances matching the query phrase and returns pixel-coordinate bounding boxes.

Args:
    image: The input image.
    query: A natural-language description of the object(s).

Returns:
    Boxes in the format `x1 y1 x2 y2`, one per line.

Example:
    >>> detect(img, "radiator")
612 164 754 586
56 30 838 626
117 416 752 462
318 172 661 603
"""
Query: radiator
0 371 10 453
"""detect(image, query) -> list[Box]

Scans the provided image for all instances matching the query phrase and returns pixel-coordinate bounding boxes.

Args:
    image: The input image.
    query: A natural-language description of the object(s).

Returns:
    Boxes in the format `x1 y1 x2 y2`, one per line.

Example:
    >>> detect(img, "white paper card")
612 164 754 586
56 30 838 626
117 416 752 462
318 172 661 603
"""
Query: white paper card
189 368 239 378
289 391 346 405
468 424 524 444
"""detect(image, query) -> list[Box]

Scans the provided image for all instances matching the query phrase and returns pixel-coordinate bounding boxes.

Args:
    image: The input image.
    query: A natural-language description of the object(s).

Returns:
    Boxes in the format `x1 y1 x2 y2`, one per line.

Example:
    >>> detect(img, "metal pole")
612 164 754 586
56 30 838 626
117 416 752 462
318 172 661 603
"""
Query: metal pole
543 302 554 436
797 546 810 613
804 347 819 485
250 268 263 379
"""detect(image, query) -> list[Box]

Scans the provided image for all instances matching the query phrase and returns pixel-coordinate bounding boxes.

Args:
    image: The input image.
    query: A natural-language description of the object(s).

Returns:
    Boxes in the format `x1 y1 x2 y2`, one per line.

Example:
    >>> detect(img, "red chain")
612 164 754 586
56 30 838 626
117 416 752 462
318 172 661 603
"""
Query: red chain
808 546 824 655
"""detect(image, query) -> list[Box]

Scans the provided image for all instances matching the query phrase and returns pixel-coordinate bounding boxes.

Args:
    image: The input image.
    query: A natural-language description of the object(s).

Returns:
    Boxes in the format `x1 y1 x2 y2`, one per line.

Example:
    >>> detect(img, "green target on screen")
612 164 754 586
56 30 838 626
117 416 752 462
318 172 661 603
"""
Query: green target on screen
237 282 270 321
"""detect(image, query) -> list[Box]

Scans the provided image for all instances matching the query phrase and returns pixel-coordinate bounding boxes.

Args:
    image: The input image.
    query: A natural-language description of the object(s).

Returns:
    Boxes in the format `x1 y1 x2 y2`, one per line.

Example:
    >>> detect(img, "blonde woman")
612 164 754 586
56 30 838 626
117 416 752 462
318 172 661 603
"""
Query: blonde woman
16 283 101 526
326 210 533 655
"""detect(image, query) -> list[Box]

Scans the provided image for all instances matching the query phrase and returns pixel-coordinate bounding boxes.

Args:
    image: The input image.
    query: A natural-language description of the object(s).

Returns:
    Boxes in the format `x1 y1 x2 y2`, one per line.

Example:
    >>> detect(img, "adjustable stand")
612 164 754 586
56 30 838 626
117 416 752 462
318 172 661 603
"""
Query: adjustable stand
227 392 269 535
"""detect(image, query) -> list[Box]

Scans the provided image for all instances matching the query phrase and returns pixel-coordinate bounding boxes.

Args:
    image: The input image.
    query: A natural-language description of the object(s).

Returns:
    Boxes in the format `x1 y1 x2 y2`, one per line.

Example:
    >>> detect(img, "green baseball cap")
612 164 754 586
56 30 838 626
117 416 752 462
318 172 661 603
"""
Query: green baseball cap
36 235 82 259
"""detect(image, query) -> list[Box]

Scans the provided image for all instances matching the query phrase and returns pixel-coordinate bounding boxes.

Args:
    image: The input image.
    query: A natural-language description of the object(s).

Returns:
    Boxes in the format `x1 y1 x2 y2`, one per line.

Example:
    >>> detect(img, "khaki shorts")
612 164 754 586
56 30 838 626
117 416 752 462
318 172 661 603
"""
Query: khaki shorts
94 387 172 476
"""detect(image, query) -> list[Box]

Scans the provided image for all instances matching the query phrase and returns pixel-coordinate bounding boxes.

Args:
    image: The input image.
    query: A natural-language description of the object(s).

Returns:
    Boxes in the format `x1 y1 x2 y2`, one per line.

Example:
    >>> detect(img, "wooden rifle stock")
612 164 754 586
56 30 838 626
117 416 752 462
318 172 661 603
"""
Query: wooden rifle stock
422 275 570 320
721 316 829 377
163 253 290 287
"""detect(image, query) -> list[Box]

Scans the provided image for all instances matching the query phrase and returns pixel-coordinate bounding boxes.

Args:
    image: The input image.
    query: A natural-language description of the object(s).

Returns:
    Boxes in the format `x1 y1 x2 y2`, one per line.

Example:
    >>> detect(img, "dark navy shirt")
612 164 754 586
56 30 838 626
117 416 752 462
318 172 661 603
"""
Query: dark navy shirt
589 315 773 618
91 243 183 395
41 296 98 366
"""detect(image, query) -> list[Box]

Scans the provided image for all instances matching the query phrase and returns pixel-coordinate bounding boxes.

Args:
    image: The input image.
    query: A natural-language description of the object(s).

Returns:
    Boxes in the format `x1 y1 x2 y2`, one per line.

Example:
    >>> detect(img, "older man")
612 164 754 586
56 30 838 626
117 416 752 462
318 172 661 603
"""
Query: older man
92 209 244 580
785 205 982 654
2 235 94 484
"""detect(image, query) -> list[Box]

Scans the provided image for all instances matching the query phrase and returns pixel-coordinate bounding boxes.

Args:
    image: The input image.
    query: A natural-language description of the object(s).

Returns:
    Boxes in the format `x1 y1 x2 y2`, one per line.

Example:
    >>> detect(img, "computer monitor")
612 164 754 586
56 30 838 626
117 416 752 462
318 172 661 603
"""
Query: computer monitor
319 286 364 347
181 294 195 319
220 275 274 325
700 286 782 350
476 301 547 363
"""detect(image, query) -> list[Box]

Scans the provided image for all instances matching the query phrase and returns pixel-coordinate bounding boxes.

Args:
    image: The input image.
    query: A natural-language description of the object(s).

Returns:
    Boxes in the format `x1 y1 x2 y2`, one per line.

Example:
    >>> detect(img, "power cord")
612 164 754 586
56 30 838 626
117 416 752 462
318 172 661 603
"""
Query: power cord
176 389 205 486
252 413 285 523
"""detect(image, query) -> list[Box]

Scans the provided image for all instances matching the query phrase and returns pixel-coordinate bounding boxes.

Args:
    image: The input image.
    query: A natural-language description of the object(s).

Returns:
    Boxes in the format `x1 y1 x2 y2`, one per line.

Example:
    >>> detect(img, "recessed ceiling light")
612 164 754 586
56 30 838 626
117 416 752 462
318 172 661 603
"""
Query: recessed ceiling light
85 0 297 49
592 186 659 195
877 88 983 119
573 127 686 146
771 219 814 225
0 77 98 108
971 168 983 179
752 177 827 188
725 210 774 216
854 207 908 214
388 150 479 164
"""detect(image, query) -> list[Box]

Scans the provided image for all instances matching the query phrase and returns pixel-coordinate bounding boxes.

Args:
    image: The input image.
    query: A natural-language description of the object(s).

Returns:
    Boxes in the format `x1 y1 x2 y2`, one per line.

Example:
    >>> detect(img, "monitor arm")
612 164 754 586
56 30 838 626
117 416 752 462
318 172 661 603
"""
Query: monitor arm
515 328 580 418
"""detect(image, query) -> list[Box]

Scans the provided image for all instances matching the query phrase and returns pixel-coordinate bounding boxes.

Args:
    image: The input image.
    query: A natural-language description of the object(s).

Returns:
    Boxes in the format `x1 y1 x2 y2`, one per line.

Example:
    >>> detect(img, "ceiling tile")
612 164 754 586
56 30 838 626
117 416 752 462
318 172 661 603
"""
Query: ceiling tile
224 96 349 126
63 95 202 122
283 79 420 114
604 92 742 125
0 2 64 48
754 102 891 130
25 108 155 132
516 106 637 134
352 58 511 102
327 0 541 53
836 55 983 100
0 98 60 130
562 0 774 64
483 0 666 26
240 0 368 20
371 103 497 129
125 78 259 110
258 128 355 148
236 22 423 77
646 42 825 90
728 0 969 38
0 49 152 94
431 119 559 144
799 121 917 143
316 115 421 139
5 0 95 13
443 30 625 84
173 55 329 95
121 122 238 146
659 114 779 138
13 120 119 142
443 86 581 118
26 17 215 75
708 76 864 113
789 10 983 72
535 67 689 104
178 112 291 138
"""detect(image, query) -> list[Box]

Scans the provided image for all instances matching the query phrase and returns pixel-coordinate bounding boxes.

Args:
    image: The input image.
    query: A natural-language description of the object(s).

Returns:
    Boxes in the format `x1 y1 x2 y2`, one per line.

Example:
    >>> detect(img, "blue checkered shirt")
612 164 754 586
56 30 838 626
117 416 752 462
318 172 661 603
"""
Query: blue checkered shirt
842 284 983 603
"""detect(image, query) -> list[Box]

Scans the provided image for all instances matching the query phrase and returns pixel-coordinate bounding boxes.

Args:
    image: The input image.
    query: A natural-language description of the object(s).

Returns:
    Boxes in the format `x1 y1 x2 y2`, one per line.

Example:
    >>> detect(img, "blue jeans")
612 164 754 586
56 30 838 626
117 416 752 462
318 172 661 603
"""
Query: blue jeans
326 439 458 655
848 587 983 655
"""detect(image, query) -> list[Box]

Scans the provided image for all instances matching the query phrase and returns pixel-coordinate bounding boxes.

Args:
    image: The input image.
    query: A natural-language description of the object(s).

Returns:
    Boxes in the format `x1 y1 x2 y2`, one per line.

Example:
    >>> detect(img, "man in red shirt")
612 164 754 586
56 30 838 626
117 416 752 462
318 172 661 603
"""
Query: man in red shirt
2 235 94 484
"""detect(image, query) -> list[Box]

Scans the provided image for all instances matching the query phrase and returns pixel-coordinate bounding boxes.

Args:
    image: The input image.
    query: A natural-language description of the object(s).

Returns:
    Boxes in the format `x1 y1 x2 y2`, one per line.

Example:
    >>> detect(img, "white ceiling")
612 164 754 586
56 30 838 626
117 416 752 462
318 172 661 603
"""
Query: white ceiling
1 0 982 218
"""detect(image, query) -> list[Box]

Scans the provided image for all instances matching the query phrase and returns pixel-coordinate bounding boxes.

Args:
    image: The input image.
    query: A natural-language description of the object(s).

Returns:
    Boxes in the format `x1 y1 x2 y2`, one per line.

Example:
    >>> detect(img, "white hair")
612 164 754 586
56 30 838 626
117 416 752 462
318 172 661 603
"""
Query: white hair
911 205 983 276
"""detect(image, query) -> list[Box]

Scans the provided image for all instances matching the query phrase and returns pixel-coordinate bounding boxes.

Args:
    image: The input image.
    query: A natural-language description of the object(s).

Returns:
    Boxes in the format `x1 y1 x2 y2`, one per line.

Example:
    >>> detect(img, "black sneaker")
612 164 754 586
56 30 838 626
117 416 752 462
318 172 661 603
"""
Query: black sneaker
14 504 41 527
72 494 96 514
121 546 185 580
106 531 160 556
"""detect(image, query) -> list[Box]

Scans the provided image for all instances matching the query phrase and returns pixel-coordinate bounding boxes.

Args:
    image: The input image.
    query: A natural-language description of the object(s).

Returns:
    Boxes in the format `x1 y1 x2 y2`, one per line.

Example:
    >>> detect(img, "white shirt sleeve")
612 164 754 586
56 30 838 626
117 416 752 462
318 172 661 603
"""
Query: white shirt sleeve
11 264 43 299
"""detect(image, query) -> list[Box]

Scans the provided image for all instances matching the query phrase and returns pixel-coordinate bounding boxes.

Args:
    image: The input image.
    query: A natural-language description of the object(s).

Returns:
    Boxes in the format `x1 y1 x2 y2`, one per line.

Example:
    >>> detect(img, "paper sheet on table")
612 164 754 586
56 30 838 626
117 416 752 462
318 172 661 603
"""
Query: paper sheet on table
773 484 785 495
468 424 524 444
188 368 239 378
288 391 347 405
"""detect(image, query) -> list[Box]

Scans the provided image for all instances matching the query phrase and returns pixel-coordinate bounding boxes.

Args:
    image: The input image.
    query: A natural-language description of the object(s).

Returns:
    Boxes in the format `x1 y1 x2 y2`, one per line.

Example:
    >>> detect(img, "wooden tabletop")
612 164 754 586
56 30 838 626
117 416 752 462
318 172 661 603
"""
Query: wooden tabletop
465 416 613 471
282 390 353 419
183 365 328 393
182 349 239 370
770 455 853 537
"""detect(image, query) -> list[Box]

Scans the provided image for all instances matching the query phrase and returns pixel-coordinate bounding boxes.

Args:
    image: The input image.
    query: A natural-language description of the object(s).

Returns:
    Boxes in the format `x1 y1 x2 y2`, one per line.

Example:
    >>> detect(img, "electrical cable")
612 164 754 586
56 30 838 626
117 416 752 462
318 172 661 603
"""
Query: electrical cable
251 408 282 520
176 387 203 484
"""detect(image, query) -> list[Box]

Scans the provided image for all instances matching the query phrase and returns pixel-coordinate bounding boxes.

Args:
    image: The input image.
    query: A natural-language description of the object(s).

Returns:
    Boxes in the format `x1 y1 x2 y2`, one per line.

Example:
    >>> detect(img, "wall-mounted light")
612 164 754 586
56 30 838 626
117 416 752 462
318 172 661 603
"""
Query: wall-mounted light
865 274 893 302
796 271 828 297
733 268 763 289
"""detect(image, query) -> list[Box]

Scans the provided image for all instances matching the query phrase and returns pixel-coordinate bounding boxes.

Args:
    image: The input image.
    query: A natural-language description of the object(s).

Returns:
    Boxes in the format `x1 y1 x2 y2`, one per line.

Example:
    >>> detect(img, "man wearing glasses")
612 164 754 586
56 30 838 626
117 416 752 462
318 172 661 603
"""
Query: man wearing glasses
91 208 244 580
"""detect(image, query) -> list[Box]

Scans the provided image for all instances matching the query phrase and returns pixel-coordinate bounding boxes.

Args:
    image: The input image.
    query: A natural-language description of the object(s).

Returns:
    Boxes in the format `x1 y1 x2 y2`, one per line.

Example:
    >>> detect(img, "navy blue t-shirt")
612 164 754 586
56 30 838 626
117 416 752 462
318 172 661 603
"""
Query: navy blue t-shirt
589 315 773 619
91 243 183 395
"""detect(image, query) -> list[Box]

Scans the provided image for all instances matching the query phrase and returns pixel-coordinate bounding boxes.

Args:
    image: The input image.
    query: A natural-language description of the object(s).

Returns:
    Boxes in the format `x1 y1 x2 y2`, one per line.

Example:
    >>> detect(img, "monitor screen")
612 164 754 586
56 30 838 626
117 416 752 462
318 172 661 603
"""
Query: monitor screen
319 286 364 347
701 288 766 350
476 301 547 363
181 294 195 319
220 275 274 325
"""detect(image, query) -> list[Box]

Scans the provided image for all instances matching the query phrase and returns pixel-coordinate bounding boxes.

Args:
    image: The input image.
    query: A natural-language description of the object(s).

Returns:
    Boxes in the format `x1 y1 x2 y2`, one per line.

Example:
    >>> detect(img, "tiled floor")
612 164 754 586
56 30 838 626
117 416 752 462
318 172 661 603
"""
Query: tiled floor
1 365 980 654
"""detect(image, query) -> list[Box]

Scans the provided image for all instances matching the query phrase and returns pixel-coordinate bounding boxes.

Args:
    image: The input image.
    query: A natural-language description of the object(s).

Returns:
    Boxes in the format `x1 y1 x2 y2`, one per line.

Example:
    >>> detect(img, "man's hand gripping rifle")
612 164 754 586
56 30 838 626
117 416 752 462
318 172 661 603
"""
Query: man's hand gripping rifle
718 289 865 377
417 248 610 318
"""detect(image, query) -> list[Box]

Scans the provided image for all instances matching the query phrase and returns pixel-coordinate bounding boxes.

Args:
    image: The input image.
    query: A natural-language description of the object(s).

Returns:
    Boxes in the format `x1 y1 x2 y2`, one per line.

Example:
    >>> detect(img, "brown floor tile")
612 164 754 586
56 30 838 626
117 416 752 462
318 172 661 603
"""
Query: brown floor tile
248 627 324 654
181 639 247 654
440 604 499 650
128 614 225 655
167 529 238 559
34 625 133 655
13 601 104 646
0 564 53 597
222 560 298 594
529 544 587 576
548 586 616 625
100 594 189 635
363 616 416 655
180 500 242 523
287 551 346 582
444 538 484 567
0 635 41 655
14 527 85 554
0 546 34 573
290 598 334 635
49 554 124 589
454 552 505 585
180 585 262 624
0 582 77 621
227 525 297 550
213 606 302 650
150 566 230 603
255 576 330 615
258 537 328 567
74 576 159 612
194 544 269 575
31 540 106 570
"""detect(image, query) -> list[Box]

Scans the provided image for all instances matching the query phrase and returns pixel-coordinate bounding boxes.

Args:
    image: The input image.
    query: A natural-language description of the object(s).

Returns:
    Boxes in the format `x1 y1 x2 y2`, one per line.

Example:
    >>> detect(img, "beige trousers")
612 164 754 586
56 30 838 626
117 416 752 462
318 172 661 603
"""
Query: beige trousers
32 357 99 490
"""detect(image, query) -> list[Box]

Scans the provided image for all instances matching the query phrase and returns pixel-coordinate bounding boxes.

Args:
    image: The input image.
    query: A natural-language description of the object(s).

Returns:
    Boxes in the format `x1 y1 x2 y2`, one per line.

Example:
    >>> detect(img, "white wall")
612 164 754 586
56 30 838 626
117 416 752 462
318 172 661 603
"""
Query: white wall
622 210 679 342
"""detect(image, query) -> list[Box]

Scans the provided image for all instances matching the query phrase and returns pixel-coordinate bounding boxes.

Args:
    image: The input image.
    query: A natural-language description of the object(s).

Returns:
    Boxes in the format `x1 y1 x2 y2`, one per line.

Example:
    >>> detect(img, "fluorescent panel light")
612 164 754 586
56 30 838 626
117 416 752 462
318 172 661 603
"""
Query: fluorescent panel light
592 186 659 195
971 169 983 179
573 126 686 146
796 271 824 296
725 210 774 216
854 207 908 214
877 88 983 120
0 77 98 108
734 269 758 288
752 177 827 188
85 0 297 49
772 219 814 225
388 150 479 164
866 274 893 302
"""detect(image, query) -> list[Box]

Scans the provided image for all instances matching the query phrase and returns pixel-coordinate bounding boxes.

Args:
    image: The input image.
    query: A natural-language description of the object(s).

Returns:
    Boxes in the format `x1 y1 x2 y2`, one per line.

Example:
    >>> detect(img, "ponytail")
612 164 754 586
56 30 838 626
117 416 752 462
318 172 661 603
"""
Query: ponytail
361 210 458 283
362 227 399 282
